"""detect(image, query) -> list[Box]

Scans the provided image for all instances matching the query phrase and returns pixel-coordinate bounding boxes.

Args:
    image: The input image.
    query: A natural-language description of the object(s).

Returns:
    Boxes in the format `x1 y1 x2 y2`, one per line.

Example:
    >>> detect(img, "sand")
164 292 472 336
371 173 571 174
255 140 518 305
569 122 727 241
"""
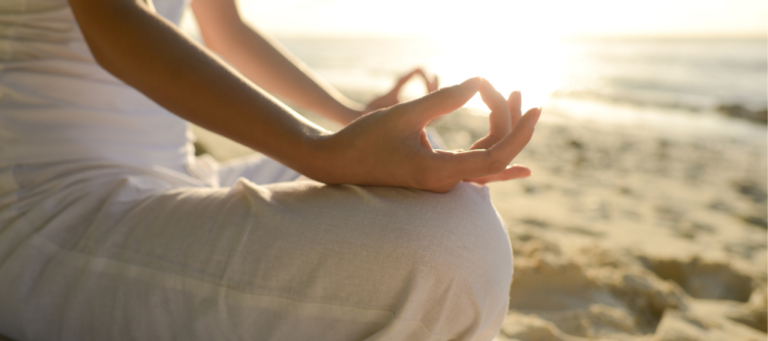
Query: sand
190 107 767 340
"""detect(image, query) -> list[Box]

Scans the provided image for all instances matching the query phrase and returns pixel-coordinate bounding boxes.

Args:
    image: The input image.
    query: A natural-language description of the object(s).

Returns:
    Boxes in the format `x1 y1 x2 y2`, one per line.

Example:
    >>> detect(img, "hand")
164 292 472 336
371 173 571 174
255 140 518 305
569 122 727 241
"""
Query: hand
364 68 439 113
309 77 541 193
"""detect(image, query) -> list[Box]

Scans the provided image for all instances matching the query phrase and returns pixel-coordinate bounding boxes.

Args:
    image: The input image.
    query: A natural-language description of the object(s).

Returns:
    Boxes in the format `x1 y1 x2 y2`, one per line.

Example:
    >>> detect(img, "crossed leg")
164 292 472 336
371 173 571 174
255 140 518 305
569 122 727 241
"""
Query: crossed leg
0 156 512 341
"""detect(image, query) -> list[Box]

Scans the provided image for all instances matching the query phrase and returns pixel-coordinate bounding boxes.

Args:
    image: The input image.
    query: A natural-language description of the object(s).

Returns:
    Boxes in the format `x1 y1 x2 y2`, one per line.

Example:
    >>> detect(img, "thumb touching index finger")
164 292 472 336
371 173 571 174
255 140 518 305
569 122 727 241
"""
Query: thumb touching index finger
404 77 482 123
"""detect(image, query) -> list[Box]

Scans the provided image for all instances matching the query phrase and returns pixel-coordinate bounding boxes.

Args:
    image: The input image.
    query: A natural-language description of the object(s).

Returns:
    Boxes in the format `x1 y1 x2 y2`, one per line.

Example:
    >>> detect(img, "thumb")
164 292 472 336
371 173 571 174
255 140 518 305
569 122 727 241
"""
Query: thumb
404 77 482 123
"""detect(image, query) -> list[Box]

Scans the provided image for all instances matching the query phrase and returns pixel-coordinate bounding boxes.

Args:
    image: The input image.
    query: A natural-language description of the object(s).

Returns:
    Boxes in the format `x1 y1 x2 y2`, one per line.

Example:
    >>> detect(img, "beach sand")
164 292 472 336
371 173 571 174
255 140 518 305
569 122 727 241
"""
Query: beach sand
477 116 767 341
191 108 767 341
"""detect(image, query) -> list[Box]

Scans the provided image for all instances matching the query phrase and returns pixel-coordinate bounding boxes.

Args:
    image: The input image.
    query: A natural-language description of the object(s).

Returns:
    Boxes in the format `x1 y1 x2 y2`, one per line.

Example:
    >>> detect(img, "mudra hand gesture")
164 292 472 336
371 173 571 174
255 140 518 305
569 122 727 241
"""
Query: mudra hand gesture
364 68 440 113
309 77 541 193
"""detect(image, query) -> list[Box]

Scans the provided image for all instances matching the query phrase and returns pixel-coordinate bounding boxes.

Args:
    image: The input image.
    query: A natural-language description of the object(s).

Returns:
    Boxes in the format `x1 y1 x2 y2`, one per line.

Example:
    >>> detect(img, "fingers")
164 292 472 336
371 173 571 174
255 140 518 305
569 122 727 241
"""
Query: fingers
465 165 531 184
412 68 440 93
388 68 439 101
389 69 420 96
469 79 512 150
419 70 439 93
487 106 541 164
429 74 439 93
432 148 495 180
508 90 522 128
433 106 541 181
480 79 512 139
405 77 482 123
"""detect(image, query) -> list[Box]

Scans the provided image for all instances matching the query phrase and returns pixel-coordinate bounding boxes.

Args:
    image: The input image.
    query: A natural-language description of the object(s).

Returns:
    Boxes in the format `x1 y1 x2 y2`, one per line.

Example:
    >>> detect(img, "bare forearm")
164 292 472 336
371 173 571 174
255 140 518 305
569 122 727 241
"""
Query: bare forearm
69 0 329 173
192 0 363 124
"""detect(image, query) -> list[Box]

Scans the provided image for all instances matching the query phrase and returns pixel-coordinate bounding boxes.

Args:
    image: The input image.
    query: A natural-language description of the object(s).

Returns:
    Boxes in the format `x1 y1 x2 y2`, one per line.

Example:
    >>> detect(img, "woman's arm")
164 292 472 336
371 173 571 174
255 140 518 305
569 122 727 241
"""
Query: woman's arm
69 0 329 172
190 0 364 125
191 0 440 125
68 0 540 192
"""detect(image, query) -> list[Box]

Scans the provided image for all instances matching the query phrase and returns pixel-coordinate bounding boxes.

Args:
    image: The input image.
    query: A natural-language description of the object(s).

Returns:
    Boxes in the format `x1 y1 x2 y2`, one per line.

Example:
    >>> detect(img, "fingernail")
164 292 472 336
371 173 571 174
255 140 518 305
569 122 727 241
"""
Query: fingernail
460 77 482 89
533 107 542 124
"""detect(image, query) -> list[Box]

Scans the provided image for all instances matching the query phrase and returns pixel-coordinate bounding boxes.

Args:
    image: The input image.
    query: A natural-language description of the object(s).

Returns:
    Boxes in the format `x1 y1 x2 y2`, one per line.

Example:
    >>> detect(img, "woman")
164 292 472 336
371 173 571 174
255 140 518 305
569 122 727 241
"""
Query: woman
0 0 542 340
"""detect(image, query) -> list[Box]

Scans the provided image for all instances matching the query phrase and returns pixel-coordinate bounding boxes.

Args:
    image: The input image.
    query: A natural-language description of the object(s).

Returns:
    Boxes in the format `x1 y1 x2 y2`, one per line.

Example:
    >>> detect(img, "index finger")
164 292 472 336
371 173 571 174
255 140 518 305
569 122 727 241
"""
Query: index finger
404 77 482 124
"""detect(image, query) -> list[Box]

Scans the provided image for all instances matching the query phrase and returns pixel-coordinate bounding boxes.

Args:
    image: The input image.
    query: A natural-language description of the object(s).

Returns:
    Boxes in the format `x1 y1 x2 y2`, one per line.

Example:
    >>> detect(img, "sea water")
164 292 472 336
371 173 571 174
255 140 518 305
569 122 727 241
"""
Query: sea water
276 36 766 139
180 10 765 139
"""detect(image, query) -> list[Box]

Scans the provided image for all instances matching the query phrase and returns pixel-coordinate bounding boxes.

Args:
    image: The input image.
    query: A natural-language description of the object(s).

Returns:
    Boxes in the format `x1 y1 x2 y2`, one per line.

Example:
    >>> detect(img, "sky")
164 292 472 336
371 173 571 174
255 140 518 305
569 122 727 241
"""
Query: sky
236 0 767 39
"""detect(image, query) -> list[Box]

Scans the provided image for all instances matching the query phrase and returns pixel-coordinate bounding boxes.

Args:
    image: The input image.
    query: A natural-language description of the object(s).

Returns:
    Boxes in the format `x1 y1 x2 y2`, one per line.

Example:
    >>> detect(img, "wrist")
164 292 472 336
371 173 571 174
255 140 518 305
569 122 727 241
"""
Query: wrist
298 131 346 184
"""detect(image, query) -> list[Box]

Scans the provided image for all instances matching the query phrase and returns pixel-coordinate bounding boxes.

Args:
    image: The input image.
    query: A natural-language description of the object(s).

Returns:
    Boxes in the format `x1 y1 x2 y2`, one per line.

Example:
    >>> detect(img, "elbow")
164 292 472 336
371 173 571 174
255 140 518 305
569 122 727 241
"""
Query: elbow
67 0 143 81
81 32 125 80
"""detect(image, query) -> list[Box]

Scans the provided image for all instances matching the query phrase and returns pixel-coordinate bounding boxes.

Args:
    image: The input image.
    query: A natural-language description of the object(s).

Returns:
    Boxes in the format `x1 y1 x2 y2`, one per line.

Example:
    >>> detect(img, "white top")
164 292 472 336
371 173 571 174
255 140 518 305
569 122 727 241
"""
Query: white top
0 0 193 170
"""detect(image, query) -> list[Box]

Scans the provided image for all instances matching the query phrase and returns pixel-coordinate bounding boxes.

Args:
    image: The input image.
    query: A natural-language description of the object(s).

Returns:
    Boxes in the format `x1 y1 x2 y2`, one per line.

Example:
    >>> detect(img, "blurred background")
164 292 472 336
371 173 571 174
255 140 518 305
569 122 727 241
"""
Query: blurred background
183 0 766 153
183 1 767 340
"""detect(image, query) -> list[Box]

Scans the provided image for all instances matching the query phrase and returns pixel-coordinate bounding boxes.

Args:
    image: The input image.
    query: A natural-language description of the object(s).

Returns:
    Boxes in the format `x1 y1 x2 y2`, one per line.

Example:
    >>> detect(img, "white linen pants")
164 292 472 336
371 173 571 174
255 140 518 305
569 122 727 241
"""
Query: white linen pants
0 154 513 341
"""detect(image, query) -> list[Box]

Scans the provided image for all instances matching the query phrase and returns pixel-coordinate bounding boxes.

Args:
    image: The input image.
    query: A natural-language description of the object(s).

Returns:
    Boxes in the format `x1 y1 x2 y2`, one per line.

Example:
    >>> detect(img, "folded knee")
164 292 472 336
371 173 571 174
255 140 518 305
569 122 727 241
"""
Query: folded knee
376 182 513 338
405 182 512 285
334 181 512 281
241 180 512 282
232 180 513 338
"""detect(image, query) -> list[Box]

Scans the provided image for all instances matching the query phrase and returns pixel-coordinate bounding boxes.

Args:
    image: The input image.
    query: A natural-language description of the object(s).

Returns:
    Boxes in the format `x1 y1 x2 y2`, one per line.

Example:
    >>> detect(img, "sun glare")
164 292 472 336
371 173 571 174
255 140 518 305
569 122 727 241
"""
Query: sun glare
392 0 571 113
428 34 568 112
232 0 766 116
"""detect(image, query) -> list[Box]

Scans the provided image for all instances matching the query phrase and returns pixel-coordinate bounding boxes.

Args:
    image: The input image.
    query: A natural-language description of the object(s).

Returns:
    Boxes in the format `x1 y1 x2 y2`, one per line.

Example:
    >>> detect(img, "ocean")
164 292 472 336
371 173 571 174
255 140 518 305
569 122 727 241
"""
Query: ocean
275 35 766 137
180 11 765 139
